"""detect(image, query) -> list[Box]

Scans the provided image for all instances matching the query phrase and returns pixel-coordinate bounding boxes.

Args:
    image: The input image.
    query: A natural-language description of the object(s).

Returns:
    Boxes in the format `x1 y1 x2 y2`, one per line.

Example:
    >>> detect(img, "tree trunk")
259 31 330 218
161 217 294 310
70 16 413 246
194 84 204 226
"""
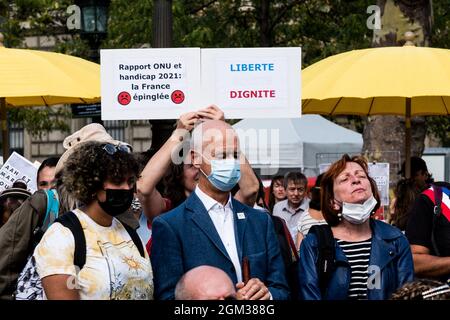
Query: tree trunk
363 0 432 183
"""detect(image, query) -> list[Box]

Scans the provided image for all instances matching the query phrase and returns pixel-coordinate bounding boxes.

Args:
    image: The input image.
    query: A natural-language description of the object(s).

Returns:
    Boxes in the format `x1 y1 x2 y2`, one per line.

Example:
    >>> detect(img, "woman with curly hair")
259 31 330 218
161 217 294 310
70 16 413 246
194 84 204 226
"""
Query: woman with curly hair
33 141 153 300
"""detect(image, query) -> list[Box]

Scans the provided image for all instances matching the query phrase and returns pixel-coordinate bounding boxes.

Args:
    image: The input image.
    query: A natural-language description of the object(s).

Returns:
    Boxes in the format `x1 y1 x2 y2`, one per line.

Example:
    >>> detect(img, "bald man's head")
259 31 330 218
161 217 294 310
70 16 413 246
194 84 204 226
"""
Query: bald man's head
190 120 237 155
175 265 236 300
189 119 241 193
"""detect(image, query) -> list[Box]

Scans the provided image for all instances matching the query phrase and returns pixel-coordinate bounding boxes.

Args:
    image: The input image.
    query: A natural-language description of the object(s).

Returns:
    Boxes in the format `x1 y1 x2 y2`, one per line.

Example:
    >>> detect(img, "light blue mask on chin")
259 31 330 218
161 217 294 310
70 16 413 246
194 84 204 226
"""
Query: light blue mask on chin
200 157 241 192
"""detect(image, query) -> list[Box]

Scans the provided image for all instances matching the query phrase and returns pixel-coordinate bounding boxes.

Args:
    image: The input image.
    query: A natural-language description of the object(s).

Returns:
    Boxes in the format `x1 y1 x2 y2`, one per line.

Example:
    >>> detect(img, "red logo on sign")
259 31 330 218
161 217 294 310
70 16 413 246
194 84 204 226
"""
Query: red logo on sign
118 91 131 106
171 90 185 104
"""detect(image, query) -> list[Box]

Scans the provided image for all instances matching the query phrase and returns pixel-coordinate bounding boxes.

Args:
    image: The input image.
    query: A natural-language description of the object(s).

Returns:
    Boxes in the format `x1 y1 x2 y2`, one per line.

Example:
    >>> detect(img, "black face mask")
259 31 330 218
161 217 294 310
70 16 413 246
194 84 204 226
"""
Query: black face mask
98 188 134 217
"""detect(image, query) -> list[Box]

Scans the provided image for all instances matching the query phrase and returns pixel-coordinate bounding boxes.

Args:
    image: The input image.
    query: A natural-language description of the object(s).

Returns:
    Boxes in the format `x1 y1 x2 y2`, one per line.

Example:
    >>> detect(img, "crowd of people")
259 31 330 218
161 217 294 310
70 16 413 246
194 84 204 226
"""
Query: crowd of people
0 104 449 301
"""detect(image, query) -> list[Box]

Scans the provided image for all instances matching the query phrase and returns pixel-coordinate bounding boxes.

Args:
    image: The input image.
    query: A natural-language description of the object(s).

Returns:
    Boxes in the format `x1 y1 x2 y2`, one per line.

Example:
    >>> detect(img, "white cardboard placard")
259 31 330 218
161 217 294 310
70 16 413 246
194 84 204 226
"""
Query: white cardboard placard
0 152 38 193
101 47 301 120
200 47 301 118
368 162 390 206
101 48 201 120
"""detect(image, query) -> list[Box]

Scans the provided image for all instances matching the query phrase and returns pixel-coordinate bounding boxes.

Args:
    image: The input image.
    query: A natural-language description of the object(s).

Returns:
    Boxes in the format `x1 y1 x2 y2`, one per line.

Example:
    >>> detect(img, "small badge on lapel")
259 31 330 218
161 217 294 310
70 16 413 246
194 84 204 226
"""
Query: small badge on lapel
237 212 246 220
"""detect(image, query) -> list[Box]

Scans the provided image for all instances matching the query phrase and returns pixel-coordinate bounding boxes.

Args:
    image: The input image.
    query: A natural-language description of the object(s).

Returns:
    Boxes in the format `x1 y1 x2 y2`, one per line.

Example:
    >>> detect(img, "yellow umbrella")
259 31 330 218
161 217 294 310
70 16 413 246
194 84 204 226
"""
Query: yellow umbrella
302 39 450 178
0 33 100 160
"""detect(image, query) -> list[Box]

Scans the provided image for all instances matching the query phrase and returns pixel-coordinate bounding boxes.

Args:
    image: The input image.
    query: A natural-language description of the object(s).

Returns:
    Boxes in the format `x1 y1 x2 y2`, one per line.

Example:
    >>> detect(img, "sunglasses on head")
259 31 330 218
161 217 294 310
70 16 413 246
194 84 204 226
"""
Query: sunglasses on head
102 143 132 155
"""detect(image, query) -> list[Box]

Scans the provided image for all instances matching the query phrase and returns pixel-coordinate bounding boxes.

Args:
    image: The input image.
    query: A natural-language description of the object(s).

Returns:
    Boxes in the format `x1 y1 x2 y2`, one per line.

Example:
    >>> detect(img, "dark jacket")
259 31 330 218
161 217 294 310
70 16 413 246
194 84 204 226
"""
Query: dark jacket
0 191 47 300
298 219 414 300
270 215 299 299
151 191 290 300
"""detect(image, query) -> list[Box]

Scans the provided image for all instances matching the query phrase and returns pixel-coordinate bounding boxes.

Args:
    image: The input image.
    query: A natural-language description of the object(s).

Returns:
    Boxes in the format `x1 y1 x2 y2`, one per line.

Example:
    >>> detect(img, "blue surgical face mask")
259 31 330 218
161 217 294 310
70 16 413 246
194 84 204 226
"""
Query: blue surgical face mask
199 154 241 192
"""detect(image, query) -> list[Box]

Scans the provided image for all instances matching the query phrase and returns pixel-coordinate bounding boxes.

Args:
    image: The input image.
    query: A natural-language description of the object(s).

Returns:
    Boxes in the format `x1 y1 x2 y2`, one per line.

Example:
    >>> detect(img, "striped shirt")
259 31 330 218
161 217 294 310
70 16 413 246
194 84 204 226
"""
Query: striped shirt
336 238 372 300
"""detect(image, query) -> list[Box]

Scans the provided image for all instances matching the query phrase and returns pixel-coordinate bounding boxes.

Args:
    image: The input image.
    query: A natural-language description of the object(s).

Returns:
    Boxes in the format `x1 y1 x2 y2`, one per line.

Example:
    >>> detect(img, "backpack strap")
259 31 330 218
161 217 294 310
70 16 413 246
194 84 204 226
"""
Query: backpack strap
279 218 299 262
55 212 86 270
309 224 335 298
122 223 146 258
41 189 60 232
32 190 59 248
431 185 443 256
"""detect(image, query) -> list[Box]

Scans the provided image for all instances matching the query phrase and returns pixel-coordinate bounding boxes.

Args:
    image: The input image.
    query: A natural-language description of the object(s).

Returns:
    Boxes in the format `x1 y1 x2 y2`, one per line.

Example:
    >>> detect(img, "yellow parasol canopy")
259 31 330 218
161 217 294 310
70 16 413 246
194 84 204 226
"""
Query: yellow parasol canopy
302 38 450 178
0 47 99 106
302 46 450 116
0 33 100 159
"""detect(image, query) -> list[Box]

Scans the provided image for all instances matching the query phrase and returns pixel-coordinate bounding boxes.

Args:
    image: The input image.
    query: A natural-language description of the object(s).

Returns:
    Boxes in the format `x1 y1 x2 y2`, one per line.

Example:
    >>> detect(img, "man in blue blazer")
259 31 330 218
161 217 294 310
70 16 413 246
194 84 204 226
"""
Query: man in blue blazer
151 120 289 300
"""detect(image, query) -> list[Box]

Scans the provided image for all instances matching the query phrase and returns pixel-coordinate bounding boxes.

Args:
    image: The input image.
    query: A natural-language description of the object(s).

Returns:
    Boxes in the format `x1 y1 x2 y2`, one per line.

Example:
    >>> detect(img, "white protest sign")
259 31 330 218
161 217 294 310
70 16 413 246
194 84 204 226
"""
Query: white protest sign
319 163 331 174
101 47 301 120
368 162 390 206
0 152 38 193
201 47 301 118
101 48 201 120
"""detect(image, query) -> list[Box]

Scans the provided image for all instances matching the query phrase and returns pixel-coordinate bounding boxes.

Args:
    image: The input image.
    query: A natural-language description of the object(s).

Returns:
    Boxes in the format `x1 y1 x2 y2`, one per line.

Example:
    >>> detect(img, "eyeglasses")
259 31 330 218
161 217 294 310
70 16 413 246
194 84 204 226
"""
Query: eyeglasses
102 143 132 155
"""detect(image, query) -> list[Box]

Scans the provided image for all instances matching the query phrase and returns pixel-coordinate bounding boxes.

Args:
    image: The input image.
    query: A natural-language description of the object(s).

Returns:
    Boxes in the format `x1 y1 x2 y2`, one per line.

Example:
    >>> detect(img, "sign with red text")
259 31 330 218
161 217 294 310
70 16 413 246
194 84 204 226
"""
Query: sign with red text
101 48 201 120
201 48 301 118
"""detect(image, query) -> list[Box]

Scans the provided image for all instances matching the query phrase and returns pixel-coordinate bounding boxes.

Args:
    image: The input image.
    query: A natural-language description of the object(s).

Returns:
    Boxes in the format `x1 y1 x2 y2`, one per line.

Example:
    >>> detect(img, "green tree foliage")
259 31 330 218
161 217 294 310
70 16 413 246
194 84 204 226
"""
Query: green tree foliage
427 0 450 147
431 0 450 48
105 0 152 48
172 0 373 66
8 106 71 138
427 116 450 147
1 0 449 144
0 0 44 47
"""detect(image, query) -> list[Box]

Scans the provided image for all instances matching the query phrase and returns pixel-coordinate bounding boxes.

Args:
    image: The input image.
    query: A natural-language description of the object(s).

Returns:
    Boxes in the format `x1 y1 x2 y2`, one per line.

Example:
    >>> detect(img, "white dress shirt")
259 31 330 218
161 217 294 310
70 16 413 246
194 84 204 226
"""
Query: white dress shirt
195 186 242 283
273 198 310 241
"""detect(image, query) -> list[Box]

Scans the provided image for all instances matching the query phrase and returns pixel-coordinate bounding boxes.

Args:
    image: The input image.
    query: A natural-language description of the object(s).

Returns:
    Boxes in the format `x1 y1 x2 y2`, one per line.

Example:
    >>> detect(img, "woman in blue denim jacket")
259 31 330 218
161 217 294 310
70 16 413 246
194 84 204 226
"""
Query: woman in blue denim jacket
298 155 414 300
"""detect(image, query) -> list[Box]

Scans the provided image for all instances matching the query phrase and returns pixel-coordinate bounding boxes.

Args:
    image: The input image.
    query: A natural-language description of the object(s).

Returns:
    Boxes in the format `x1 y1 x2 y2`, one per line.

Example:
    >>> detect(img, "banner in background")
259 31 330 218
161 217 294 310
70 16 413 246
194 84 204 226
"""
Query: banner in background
0 152 38 193
368 162 390 206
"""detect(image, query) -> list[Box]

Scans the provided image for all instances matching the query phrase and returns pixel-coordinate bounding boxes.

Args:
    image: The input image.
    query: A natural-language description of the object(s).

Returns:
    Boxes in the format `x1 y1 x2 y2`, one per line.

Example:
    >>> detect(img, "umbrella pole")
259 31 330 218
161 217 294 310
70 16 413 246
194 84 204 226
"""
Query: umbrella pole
405 97 412 179
0 98 9 162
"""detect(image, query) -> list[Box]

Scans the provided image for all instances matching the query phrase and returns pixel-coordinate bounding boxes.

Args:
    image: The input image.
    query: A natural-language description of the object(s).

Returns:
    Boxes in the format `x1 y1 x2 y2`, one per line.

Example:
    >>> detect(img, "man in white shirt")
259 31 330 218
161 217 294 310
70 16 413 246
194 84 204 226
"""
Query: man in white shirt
151 120 289 300
273 172 310 241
